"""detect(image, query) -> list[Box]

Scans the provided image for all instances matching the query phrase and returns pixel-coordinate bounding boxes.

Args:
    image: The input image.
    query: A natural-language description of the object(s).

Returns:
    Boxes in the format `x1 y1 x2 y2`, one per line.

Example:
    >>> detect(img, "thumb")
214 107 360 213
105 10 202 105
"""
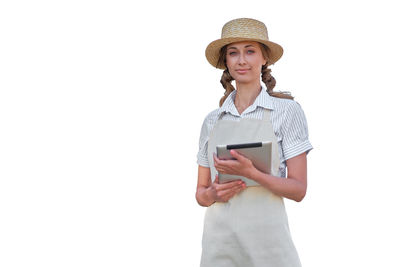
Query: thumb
230 149 245 162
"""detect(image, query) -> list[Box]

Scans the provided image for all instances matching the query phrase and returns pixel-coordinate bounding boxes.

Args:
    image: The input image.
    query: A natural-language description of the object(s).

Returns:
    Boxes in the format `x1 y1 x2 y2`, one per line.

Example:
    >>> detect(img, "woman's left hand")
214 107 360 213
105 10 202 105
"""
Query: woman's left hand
213 150 256 179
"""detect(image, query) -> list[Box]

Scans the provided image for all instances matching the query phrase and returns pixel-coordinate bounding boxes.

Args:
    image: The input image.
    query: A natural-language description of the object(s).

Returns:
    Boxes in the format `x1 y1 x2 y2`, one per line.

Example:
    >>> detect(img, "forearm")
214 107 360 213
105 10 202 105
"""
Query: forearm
249 168 307 202
196 186 215 207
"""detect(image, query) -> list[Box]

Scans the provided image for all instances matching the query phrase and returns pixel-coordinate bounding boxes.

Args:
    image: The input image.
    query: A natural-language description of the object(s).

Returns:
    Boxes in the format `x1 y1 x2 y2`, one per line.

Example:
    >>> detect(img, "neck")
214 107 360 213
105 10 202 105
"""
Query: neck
234 80 262 114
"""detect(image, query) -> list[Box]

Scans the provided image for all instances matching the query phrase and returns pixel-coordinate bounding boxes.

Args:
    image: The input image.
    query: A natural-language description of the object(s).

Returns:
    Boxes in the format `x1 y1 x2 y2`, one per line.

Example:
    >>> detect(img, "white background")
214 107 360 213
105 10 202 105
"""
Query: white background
1 0 400 266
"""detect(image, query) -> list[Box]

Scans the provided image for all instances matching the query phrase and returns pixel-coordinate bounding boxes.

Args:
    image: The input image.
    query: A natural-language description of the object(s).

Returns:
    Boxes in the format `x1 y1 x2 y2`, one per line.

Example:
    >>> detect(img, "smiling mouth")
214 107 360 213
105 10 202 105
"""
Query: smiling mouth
236 69 250 74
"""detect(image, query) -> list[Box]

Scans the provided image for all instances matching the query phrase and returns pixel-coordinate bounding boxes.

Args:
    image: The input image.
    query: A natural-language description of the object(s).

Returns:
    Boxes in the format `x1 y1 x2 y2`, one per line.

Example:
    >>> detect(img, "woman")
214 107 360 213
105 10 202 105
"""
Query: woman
196 18 313 266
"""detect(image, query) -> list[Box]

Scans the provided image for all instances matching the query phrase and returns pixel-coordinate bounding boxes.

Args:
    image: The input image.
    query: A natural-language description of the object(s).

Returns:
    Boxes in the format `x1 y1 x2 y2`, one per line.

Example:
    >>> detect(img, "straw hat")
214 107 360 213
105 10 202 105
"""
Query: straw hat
205 18 284 69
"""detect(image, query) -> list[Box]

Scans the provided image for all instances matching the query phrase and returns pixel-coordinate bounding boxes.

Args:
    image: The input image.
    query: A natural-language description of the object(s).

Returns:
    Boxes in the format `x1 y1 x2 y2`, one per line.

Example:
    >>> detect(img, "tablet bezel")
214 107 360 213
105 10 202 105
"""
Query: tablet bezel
216 141 272 186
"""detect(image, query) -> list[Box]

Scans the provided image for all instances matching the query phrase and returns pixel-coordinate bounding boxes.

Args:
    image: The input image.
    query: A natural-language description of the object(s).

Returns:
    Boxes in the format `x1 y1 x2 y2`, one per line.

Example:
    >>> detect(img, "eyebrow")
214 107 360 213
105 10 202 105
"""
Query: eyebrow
227 45 255 50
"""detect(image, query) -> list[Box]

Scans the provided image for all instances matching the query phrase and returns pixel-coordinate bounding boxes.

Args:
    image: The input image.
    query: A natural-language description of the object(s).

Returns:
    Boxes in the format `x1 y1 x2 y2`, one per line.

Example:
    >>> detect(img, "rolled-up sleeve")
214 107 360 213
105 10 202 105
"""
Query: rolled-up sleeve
281 101 313 160
197 117 210 167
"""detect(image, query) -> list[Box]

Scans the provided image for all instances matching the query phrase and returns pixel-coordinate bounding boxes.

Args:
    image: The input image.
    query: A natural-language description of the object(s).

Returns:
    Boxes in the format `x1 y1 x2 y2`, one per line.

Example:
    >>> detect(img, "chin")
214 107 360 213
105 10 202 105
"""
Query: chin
234 77 256 84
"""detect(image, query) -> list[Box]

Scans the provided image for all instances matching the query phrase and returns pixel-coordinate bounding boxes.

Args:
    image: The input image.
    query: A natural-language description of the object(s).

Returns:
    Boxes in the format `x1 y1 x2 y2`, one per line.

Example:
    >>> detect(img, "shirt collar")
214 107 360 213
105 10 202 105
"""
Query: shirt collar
218 84 275 116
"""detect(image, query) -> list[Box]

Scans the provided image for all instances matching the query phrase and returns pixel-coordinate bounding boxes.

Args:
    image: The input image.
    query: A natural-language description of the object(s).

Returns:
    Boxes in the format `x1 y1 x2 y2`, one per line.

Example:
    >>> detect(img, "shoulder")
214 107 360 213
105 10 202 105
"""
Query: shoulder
270 97 304 119
269 97 310 138
199 108 220 137
203 108 220 125
271 98 312 159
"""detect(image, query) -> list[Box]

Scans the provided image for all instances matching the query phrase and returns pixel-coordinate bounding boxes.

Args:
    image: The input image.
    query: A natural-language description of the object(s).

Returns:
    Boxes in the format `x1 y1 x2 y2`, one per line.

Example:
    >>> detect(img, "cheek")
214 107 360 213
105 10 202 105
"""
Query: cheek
251 56 265 66
252 60 264 73
225 59 236 74
225 57 235 68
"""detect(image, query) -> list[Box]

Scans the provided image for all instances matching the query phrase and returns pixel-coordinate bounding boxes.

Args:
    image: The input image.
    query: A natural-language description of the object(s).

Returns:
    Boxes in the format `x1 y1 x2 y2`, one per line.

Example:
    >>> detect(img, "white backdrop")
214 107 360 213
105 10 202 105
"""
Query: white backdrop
1 0 400 266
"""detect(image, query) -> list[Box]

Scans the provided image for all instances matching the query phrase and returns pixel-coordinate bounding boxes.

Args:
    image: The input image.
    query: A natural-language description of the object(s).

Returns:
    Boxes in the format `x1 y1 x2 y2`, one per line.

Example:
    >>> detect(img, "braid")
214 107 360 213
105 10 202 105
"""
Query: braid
219 69 235 107
261 65 276 93
261 64 293 100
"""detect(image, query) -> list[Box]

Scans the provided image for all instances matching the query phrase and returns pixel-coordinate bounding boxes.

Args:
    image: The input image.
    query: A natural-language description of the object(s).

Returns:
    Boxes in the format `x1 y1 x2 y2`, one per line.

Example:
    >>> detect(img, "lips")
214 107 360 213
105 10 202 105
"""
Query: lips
236 69 250 74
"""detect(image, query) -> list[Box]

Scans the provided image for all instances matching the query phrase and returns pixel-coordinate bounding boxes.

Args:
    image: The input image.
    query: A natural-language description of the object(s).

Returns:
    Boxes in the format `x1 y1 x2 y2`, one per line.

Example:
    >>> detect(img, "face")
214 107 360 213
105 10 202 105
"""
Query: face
225 41 267 84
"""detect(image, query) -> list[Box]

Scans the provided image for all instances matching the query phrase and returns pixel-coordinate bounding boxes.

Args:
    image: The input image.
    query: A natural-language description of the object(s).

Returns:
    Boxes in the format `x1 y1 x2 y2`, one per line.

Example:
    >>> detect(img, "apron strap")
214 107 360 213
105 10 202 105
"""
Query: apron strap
262 109 272 123
218 108 271 122
217 111 225 121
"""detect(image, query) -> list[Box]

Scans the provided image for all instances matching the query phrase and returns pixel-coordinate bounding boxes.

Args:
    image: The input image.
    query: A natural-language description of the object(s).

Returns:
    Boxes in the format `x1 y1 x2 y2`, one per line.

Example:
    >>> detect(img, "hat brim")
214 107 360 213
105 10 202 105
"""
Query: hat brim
205 37 284 69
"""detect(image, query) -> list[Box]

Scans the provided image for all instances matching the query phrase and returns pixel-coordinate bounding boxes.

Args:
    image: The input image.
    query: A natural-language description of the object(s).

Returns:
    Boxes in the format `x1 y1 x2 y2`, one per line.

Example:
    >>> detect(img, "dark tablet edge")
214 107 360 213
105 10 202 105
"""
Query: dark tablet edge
226 142 263 150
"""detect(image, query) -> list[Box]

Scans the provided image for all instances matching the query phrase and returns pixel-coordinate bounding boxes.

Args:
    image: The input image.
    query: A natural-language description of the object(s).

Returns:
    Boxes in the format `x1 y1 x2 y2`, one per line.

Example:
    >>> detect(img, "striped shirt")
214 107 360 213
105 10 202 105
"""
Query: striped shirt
197 86 313 178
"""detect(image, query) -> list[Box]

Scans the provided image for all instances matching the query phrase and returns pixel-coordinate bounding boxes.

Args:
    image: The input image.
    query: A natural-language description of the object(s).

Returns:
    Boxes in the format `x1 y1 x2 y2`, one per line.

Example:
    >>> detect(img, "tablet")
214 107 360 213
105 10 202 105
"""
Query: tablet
216 141 272 186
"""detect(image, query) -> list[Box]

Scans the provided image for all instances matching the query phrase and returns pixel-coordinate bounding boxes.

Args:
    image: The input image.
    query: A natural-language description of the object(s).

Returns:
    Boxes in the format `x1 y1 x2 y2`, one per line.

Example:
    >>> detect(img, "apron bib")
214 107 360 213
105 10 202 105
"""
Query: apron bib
200 109 302 267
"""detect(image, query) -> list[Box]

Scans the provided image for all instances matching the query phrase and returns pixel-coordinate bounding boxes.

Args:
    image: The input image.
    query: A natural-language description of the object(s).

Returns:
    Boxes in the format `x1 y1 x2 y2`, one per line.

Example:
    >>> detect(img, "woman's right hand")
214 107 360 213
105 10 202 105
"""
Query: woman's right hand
208 175 246 203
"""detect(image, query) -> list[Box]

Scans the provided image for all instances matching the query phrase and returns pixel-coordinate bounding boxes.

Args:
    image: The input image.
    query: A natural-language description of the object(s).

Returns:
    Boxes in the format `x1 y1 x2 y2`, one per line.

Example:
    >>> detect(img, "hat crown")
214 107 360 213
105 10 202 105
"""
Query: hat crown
221 18 269 41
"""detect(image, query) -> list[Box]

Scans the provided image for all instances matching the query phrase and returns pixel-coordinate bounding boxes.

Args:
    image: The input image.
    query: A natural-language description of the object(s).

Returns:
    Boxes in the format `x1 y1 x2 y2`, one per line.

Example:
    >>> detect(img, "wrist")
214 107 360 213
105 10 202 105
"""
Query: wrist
196 187 214 207
205 187 216 206
248 167 262 182
249 168 273 187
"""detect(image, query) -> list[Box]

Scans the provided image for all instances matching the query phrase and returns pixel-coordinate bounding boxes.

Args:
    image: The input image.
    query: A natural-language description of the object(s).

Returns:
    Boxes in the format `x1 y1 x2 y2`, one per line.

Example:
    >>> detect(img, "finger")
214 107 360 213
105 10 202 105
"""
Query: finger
220 186 244 201
214 155 228 171
216 167 231 175
213 155 221 168
213 153 221 164
217 186 240 199
217 180 244 190
230 149 247 163
215 161 234 173
221 191 236 202
216 163 239 176
214 153 235 167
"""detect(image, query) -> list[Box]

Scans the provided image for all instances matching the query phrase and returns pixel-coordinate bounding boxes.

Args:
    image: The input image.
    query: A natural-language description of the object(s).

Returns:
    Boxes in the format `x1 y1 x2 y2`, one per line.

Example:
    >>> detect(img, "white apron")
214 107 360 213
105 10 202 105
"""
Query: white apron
200 109 302 267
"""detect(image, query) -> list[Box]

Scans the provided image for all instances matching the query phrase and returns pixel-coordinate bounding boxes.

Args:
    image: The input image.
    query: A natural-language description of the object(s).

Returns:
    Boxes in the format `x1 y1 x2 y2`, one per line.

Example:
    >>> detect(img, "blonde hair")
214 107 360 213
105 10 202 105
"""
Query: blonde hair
218 43 293 107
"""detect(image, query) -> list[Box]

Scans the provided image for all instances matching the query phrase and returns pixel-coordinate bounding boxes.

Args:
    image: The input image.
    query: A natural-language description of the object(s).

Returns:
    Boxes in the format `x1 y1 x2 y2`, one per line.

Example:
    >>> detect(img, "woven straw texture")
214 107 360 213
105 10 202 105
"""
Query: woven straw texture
205 18 283 69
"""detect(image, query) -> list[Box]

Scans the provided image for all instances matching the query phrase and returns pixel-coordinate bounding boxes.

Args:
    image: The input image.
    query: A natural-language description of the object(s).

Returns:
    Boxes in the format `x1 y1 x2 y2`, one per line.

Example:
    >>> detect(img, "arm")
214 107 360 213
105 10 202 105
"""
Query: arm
196 166 215 207
249 152 307 202
213 150 307 202
196 165 246 207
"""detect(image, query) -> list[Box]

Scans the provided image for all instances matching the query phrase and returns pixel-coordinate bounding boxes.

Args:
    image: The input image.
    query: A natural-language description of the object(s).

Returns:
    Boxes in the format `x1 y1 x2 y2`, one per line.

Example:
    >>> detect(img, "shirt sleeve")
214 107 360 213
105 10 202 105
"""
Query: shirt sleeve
196 116 211 167
281 101 313 160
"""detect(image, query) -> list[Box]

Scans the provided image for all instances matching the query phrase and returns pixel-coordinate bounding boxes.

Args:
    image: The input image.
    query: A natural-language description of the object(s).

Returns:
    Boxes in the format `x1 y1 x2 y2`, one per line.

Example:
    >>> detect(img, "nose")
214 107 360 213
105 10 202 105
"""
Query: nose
238 52 247 65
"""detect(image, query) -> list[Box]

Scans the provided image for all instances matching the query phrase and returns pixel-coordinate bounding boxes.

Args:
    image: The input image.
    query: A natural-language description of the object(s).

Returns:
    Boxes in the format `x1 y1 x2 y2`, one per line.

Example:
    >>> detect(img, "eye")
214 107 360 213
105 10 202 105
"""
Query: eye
228 51 237 56
247 50 255 54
